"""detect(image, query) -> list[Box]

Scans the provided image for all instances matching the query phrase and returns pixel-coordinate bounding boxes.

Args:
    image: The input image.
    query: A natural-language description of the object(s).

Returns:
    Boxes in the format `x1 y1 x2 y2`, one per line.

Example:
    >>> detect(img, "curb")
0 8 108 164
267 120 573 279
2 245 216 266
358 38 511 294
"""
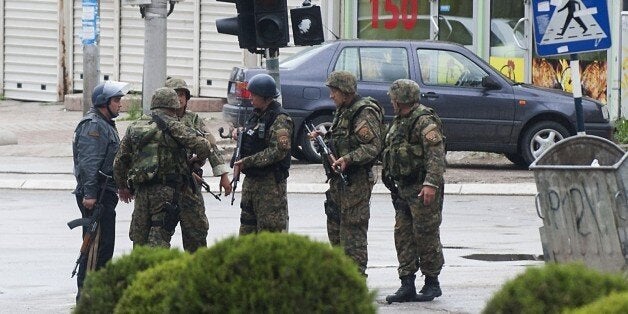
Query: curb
0 179 538 196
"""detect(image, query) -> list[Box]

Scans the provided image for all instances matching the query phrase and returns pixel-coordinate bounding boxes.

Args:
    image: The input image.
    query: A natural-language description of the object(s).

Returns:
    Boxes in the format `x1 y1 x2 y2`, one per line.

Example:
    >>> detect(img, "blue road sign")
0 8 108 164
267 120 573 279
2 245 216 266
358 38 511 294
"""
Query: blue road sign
532 0 611 56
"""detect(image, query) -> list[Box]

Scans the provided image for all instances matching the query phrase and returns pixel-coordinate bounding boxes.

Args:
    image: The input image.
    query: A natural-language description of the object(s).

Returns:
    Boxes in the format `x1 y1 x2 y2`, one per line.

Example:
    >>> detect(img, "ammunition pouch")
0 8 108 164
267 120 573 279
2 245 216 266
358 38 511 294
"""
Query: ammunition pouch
324 191 340 224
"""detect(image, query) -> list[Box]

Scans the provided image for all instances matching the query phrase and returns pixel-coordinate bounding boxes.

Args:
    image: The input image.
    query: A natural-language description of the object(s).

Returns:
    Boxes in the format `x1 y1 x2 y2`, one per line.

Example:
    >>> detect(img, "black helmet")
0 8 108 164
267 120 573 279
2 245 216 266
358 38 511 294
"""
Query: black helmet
92 81 130 107
247 74 280 98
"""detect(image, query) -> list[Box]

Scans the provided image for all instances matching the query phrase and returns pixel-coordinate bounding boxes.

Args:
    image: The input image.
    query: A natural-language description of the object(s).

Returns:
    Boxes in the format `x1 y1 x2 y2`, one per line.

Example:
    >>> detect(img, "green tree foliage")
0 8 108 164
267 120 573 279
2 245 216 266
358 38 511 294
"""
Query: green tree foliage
482 263 628 314
74 246 185 314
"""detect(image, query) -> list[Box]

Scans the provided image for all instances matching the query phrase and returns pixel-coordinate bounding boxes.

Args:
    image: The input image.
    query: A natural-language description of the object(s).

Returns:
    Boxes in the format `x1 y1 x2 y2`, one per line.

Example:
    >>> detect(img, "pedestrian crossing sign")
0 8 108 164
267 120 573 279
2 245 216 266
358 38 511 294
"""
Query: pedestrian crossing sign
532 0 611 56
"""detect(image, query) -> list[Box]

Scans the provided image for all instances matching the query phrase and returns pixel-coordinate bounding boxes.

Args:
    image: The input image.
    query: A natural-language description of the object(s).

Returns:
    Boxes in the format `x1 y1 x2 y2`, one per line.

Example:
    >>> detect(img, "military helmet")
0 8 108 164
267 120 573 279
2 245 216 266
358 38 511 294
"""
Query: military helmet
325 70 357 94
165 77 191 100
388 79 420 105
150 87 180 110
247 73 280 98
92 81 130 107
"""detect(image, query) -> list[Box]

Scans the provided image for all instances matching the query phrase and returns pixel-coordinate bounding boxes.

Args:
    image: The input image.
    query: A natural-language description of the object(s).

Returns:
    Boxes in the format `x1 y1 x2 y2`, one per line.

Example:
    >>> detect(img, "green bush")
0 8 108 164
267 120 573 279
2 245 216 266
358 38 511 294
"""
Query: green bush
129 233 375 313
567 291 628 314
114 255 191 314
482 263 628 314
74 246 185 314
614 118 628 144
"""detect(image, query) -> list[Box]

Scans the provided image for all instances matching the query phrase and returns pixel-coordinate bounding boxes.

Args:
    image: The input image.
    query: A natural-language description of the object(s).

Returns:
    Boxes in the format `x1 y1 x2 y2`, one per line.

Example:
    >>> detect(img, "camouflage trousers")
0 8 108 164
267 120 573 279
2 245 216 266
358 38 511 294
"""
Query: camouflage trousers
178 186 209 252
325 169 374 275
392 181 445 278
130 184 207 250
239 173 289 235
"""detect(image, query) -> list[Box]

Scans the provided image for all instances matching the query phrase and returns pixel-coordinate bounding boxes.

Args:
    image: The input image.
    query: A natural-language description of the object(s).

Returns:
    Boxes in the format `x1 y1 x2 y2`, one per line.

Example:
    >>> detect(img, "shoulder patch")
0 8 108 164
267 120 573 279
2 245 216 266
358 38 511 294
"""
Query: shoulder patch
357 125 375 143
87 130 100 137
276 128 290 150
422 124 442 145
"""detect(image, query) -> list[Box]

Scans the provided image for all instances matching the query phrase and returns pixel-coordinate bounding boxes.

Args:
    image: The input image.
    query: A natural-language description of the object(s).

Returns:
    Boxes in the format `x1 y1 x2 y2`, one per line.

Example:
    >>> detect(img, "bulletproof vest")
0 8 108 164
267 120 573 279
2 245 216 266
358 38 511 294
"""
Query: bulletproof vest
382 105 441 181
330 96 385 168
127 114 190 186
240 101 291 179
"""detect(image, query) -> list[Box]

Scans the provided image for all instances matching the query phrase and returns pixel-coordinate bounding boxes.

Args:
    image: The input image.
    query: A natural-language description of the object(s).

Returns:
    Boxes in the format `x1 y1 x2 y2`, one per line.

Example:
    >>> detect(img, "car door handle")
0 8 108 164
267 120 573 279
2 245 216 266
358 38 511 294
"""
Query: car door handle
422 92 439 99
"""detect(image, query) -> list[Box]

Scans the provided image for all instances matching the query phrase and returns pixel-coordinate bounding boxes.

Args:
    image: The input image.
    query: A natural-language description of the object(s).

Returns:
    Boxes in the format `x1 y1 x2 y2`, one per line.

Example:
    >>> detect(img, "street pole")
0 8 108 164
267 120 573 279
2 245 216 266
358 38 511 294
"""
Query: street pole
570 54 585 135
82 0 101 116
265 48 282 104
141 0 168 114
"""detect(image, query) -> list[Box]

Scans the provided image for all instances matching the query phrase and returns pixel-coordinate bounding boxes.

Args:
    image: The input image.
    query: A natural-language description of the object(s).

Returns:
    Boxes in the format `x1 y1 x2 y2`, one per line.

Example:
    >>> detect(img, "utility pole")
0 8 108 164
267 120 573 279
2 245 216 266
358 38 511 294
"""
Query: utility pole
82 0 100 115
140 0 168 114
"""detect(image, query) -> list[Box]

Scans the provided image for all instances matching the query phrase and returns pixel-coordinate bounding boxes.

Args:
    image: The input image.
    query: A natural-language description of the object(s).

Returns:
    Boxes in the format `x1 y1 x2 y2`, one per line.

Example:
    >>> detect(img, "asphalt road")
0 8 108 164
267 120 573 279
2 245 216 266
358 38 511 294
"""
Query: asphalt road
0 190 543 313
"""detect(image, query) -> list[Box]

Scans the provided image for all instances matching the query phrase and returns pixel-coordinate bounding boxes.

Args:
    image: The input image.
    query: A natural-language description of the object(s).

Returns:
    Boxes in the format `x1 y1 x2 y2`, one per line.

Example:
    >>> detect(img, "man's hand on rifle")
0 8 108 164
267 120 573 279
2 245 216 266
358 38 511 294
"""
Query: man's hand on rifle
82 197 97 210
231 127 243 140
219 173 232 196
118 188 134 203
332 156 349 172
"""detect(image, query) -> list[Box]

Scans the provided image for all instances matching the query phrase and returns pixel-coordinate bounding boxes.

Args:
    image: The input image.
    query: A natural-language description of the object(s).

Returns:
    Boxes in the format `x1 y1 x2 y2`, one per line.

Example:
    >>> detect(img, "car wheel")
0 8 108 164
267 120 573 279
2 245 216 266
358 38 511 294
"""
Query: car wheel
520 121 569 167
300 114 334 163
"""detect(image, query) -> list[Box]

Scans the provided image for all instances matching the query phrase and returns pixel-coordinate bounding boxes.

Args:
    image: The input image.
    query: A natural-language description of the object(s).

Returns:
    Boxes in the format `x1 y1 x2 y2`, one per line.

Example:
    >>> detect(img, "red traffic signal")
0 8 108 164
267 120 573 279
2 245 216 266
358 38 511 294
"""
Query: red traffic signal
254 0 289 48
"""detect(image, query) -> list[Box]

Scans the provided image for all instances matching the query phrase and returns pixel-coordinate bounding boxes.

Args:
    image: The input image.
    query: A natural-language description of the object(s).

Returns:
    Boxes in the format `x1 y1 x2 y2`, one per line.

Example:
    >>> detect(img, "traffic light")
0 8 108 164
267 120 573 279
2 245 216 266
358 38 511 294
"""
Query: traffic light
216 0 257 50
290 4 324 46
254 0 289 48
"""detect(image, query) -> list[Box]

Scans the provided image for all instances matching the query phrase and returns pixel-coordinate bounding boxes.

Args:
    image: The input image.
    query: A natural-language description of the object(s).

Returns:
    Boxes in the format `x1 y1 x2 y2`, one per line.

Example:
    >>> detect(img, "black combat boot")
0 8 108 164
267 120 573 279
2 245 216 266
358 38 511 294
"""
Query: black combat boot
415 275 442 302
386 275 417 304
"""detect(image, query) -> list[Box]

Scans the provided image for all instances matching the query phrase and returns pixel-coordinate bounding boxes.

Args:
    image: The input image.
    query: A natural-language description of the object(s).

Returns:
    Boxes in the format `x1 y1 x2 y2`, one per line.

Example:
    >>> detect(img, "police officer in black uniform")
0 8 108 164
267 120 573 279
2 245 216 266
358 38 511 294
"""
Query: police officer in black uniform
72 80 129 301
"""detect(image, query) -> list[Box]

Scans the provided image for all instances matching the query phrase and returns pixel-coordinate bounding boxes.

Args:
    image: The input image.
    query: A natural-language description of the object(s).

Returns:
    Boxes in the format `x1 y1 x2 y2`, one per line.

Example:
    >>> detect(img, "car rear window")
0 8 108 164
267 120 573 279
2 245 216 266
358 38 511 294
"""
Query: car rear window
333 47 410 83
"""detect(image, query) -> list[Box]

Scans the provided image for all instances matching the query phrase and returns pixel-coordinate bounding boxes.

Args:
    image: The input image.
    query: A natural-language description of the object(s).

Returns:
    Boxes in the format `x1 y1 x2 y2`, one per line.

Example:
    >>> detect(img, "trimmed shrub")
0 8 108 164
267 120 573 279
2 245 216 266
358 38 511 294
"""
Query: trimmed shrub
74 246 185 314
114 255 191 314
482 263 628 314
568 291 628 314
148 233 375 313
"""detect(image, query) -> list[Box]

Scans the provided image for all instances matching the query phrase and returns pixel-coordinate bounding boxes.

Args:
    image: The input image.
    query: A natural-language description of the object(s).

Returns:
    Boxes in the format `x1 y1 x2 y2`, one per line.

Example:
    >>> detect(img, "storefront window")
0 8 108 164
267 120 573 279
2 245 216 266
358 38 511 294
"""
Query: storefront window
357 0 431 40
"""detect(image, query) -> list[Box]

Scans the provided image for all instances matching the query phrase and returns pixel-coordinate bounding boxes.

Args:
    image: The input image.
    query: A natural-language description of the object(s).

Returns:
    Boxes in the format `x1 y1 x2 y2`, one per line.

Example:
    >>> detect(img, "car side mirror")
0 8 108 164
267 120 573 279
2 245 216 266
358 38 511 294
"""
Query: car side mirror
482 76 501 90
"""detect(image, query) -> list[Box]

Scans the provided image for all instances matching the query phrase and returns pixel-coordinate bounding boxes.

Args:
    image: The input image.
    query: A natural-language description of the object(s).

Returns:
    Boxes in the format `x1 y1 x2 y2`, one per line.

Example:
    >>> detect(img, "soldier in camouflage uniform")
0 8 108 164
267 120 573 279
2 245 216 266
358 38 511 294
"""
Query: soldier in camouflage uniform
232 74 293 235
165 77 231 252
382 79 446 303
311 70 384 276
113 87 213 249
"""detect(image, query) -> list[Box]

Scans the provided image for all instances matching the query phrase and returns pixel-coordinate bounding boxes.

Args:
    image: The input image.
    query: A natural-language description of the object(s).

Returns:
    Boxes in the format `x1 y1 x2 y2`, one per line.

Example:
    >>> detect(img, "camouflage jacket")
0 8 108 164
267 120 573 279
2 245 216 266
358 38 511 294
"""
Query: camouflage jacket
327 95 383 168
113 109 212 189
180 111 229 176
240 102 293 171
382 104 445 187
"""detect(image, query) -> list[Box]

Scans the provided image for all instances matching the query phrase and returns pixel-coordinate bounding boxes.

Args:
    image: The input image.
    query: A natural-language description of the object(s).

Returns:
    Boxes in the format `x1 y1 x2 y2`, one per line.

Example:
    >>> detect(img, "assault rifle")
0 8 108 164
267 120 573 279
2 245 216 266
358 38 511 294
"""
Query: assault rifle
67 171 111 278
305 123 349 186
192 171 221 201
229 128 244 206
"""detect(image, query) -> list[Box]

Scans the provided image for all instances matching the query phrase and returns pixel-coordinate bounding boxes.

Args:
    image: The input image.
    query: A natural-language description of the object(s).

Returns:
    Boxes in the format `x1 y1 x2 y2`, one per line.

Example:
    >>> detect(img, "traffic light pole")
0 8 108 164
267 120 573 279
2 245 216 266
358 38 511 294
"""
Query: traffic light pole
141 0 168 114
82 0 100 115
265 48 281 103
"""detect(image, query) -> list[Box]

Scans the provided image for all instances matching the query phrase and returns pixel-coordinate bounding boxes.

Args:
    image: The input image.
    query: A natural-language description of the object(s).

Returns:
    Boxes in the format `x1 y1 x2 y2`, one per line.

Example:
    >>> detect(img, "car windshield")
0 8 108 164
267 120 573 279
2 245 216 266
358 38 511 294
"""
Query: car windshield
280 44 331 69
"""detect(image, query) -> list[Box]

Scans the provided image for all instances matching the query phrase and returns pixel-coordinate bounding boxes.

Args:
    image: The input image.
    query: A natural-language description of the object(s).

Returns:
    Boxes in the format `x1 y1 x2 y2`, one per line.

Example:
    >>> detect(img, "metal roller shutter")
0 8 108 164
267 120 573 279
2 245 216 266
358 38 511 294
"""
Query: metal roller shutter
4 0 61 101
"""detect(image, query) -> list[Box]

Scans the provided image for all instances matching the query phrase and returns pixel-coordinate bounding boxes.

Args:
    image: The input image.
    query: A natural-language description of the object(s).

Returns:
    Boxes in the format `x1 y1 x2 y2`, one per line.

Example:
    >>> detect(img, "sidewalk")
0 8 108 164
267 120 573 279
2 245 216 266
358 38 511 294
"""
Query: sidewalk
0 100 537 195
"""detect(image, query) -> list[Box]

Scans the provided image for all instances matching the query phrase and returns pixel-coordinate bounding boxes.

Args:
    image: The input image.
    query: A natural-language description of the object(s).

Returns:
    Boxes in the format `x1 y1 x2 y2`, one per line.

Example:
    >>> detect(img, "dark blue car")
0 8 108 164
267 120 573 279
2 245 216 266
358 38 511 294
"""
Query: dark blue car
223 40 613 167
